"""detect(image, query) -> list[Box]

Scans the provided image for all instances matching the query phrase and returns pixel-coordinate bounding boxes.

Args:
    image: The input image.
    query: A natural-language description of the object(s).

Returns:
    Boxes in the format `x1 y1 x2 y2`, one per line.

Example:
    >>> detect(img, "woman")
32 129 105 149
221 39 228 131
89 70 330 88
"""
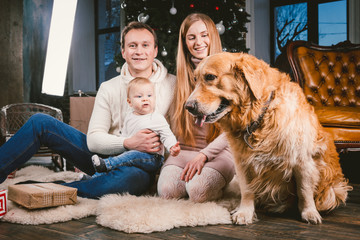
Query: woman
157 13 235 202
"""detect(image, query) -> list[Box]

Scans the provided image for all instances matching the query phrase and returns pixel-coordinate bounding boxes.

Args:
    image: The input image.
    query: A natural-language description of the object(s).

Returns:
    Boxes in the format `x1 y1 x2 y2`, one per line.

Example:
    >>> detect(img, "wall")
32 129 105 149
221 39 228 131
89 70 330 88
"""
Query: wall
0 0 23 107
246 0 270 64
23 0 53 103
23 0 96 99
68 0 96 95
1 0 358 109
349 0 360 44
0 0 96 122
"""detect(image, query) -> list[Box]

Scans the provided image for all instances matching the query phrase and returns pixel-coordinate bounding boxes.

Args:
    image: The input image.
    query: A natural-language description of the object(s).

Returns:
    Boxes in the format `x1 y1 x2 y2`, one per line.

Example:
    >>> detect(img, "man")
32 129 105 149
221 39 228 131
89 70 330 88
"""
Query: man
0 22 176 199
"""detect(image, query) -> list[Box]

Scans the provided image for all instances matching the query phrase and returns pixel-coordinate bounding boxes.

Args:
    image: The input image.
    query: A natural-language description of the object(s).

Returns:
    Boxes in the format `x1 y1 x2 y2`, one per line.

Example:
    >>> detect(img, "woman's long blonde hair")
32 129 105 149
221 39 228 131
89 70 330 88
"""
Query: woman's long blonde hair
169 13 223 146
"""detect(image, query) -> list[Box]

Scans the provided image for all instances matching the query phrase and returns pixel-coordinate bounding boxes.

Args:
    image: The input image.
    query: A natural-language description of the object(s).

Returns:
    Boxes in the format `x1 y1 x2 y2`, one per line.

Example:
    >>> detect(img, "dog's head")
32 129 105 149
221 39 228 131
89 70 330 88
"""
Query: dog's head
185 52 272 127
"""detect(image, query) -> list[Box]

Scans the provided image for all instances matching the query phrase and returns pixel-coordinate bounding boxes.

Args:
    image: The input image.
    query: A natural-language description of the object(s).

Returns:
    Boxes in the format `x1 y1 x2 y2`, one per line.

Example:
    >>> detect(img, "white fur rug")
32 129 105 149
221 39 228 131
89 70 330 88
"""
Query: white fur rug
0 166 240 233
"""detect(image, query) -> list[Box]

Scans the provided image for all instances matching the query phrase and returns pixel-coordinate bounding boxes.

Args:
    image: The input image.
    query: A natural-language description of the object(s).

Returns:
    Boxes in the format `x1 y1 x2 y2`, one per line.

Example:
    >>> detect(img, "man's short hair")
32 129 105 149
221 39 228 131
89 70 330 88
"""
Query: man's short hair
121 21 158 49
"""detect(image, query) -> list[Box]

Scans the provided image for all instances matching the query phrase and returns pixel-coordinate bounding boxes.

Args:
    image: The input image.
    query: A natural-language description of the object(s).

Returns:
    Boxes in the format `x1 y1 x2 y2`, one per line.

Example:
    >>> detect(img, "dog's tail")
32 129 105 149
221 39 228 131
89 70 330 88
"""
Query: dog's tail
315 178 353 212
314 135 353 211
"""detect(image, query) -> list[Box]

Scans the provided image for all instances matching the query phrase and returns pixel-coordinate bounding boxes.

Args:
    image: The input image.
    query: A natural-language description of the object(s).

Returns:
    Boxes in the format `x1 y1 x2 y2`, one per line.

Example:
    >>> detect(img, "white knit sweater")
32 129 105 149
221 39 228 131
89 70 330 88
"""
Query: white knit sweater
87 59 176 155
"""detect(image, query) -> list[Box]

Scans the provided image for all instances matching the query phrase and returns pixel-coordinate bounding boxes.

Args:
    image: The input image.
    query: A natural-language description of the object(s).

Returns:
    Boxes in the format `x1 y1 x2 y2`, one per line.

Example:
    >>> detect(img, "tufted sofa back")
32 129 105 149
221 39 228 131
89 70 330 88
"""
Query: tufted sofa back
287 40 360 150
287 40 360 107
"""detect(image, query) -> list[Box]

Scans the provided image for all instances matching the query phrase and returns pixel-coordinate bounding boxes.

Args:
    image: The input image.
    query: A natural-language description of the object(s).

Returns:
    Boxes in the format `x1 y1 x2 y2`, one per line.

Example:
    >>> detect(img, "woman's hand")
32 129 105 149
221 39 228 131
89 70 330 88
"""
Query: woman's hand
181 152 207 182
123 129 161 153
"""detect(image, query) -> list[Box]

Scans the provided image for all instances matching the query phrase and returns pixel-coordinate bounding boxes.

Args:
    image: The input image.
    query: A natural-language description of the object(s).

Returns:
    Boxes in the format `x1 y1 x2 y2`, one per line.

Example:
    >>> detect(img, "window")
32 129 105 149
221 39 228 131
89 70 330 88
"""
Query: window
95 0 122 88
318 1 347 45
271 0 348 64
273 2 308 62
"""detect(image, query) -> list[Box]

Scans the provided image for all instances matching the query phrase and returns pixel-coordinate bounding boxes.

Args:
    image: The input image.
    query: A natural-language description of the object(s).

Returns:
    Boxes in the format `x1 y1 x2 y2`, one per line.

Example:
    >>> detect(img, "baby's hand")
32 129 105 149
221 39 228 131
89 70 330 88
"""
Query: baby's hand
170 142 180 156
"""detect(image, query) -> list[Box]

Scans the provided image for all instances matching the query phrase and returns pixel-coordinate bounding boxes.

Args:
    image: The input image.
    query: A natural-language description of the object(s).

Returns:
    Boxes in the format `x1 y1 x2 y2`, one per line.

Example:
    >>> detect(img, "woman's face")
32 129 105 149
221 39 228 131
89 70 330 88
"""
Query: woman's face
185 20 210 60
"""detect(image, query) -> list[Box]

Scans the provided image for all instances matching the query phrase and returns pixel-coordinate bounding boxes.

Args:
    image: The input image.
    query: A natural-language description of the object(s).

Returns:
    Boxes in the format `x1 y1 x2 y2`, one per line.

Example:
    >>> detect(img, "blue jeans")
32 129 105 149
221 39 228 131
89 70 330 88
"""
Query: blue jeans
0 113 155 199
101 150 164 172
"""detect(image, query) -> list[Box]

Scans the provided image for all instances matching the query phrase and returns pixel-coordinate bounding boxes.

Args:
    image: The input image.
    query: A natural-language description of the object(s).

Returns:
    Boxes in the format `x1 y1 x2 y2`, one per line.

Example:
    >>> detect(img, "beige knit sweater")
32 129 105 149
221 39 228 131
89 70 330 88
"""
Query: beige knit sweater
87 59 176 155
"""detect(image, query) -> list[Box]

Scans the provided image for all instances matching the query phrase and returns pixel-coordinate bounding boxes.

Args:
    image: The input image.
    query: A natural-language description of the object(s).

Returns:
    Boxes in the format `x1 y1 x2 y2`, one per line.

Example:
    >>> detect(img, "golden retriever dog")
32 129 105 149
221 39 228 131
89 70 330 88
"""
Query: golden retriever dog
185 52 352 225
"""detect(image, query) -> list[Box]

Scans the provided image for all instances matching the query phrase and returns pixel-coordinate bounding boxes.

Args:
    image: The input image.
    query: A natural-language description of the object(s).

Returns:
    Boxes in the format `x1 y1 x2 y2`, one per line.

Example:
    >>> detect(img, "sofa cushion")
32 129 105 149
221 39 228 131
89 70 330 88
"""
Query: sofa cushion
323 127 360 142
315 106 360 128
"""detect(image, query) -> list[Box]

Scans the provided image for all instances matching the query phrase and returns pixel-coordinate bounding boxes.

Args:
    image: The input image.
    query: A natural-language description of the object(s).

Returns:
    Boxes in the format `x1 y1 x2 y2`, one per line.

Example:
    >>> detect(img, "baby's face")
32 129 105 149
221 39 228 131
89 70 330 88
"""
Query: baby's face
127 83 155 115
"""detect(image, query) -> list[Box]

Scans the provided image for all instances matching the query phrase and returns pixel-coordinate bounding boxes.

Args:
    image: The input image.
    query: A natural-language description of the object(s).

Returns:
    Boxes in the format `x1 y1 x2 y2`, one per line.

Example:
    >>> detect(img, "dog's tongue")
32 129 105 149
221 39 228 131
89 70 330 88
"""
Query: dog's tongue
195 115 206 127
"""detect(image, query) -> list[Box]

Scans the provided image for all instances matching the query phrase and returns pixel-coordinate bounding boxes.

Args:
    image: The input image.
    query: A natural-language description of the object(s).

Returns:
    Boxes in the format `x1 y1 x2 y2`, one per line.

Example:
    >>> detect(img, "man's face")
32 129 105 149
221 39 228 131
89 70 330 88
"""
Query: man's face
122 29 158 78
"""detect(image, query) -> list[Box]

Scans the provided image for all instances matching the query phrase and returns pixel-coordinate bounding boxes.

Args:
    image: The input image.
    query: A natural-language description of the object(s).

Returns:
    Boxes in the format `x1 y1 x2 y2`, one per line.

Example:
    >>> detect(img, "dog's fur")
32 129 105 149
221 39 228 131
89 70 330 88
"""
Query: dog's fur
185 52 352 225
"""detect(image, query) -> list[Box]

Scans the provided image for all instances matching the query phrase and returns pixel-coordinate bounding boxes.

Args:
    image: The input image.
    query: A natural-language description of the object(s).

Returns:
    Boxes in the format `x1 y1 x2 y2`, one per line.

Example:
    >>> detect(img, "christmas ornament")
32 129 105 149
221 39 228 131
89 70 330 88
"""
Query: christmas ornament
216 21 225 35
127 14 135 21
161 47 168 57
138 13 149 23
113 0 250 73
170 0 177 15
170 7 177 15
232 13 238 25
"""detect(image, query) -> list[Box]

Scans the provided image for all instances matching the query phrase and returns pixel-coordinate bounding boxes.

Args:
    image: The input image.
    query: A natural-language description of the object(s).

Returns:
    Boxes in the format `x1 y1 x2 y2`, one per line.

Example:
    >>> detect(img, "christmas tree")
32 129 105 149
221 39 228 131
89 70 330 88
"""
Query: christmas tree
115 0 250 74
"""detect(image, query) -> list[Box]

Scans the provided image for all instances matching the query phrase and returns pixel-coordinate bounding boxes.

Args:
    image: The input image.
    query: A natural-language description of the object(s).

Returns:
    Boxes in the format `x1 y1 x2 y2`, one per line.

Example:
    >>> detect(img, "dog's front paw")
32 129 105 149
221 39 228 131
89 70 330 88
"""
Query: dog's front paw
231 208 257 225
301 208 322 224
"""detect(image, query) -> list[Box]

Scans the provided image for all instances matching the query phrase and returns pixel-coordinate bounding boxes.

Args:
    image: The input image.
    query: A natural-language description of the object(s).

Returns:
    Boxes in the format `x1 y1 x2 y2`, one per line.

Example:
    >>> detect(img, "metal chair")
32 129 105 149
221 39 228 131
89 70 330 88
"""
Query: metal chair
0 103 64 171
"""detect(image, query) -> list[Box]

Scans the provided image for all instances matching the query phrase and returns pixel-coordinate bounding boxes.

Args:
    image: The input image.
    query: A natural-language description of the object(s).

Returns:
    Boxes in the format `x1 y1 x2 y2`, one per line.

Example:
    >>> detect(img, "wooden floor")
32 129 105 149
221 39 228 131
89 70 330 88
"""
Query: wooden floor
1 152 360 240
0 185 359 240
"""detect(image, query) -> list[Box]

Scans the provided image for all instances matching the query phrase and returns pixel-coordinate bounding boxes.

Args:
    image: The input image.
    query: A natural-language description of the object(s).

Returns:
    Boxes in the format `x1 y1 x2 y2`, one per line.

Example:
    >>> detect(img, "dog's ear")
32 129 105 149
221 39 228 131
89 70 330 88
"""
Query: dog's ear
234 63 264 100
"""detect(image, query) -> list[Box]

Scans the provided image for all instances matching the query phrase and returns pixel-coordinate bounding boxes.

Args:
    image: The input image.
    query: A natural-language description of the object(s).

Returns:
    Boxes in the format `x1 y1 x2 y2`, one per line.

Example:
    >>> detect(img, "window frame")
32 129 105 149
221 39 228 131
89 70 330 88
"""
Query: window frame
94 0 122 89
270 0 349 65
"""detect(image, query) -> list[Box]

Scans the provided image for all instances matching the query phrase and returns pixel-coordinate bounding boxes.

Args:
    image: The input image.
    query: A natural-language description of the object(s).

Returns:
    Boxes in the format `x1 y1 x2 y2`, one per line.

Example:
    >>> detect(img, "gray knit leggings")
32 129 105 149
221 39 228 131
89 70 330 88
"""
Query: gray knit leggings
157 165 226 202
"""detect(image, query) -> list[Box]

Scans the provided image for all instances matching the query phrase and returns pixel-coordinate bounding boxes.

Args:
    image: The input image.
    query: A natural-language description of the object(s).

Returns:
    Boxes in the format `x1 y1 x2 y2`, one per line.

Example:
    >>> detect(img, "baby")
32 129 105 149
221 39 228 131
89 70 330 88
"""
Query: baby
91 77 180 173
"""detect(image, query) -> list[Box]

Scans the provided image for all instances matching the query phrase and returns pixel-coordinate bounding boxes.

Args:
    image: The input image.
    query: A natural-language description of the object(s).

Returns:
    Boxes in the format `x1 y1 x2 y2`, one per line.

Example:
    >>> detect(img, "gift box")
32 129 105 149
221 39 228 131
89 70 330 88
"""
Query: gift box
70 96 95 134
8 183 77 209
7 170 16 179
0 189 7 218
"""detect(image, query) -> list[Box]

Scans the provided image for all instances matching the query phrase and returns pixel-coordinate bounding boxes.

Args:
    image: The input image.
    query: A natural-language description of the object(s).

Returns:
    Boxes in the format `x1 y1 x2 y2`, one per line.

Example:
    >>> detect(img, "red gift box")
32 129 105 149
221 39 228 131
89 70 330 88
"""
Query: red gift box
7 170 16 179
0 189 7 218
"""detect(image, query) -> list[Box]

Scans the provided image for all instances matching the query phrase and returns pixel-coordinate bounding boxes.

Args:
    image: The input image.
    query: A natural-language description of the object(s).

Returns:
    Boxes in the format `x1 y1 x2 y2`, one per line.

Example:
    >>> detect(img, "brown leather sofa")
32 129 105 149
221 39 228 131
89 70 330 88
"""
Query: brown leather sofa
287 40 360 151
